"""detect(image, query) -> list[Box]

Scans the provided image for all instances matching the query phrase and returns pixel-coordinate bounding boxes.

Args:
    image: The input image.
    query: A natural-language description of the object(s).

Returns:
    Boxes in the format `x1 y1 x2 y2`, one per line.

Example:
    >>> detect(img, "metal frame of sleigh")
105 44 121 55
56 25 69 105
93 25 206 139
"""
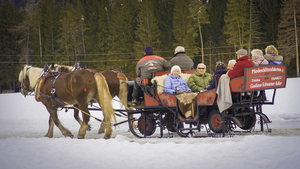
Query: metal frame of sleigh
125 65 287 138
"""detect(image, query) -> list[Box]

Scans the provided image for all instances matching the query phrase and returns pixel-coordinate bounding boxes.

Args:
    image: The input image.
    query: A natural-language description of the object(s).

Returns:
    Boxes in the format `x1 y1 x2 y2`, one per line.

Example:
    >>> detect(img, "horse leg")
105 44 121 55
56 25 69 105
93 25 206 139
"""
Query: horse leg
73 104 92 131
77 103 90 139
98 116 106 134
44 115 54 138
73 104 83 125
45 105 73 138
117 80 136 131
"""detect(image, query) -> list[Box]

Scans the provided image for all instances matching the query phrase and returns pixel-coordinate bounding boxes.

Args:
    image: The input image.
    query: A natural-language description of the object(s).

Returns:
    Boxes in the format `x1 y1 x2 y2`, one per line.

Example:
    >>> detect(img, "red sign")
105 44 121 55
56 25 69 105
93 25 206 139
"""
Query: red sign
245 65 287 91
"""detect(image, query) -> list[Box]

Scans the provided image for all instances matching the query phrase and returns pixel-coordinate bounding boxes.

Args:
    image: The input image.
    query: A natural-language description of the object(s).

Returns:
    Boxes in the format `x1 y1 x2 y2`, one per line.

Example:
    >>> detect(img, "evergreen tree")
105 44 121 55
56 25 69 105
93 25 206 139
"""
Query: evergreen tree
261 0 282 46
190 0 210 64
251 0 265 49
277 0 300 75
224 0 251 50
203 0 228 73
84 0 111 69
106 0 138 76
75 0 87 60
56 2 71 64
173 0 195 56
106 0 127 71
0 1 23 91
11 8 32 65
31 1 44 65
152 0 175 59
134 0 161 58
42 0 59 62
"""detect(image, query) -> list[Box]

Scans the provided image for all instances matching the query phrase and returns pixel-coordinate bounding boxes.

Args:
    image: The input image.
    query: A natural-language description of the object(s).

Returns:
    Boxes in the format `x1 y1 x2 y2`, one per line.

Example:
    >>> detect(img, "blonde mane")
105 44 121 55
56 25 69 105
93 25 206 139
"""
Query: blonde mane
53 64 73 72
19 65 43 90
18 65 31 83
28 67 43 89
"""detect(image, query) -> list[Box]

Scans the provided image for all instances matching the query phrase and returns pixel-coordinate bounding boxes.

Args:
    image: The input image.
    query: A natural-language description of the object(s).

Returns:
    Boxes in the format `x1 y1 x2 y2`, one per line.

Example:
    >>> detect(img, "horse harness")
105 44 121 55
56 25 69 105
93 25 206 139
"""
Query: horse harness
38 65 82 112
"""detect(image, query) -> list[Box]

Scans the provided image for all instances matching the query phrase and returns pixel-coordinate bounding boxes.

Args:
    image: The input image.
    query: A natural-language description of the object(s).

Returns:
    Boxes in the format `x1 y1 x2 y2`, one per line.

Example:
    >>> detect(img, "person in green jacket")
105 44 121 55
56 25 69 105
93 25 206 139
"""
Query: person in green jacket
188 63 212 92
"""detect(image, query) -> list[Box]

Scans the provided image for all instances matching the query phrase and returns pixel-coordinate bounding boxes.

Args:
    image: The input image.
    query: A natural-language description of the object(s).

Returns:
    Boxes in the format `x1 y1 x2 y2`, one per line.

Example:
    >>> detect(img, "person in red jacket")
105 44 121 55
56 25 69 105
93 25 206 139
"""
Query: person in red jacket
227 49 254 78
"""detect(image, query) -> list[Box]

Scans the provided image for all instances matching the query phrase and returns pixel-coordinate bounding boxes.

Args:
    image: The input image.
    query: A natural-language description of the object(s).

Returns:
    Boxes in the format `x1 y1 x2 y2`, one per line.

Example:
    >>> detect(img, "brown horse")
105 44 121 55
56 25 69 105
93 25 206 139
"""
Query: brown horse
49 63 135 133
18 65 116 139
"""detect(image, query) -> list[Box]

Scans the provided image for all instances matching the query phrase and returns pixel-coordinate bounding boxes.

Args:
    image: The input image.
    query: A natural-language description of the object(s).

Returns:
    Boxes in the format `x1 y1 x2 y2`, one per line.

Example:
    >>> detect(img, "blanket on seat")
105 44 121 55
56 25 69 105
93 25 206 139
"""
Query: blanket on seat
216 74 232 112
176 92 198 105
176 92 198 118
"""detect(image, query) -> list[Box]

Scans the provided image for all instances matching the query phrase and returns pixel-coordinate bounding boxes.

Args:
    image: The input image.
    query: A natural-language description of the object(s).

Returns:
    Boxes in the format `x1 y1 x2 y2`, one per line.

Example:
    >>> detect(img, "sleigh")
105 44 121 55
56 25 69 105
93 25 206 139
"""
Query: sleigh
126 65 287 138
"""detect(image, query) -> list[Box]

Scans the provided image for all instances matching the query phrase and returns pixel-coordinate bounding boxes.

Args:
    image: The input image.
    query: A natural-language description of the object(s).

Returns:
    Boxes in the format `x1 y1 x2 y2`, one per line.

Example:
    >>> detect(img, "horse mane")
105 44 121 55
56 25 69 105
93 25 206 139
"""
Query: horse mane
28 66 43 89
18 65 31 83
51 64 73 72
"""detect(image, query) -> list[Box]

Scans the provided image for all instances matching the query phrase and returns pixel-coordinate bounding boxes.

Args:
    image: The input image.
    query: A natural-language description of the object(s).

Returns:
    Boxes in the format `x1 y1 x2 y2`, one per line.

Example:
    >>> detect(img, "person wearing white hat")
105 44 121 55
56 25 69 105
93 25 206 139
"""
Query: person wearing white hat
164 65 192 94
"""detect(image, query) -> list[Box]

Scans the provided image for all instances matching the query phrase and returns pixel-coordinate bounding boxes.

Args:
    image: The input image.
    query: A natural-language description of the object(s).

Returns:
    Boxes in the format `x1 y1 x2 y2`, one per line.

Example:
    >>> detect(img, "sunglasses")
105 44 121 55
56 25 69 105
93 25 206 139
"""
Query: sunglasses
197 68 206 70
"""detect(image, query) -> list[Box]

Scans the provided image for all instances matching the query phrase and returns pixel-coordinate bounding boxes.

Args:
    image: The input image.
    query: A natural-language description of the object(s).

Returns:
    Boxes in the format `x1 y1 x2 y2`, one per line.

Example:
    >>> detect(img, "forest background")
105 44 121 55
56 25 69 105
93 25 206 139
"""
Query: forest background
0 0 299 92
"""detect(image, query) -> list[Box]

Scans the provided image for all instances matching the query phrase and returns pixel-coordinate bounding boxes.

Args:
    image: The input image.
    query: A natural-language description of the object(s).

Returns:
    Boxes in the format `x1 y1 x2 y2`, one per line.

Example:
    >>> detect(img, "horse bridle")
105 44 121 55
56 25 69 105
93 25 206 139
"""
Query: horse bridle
20 67 35 96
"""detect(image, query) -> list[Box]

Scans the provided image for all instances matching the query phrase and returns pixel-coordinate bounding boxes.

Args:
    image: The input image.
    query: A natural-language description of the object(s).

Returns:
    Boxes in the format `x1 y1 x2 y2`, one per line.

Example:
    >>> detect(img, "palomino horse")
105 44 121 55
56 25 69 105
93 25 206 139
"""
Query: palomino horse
18 65 116 139
50 63 135 133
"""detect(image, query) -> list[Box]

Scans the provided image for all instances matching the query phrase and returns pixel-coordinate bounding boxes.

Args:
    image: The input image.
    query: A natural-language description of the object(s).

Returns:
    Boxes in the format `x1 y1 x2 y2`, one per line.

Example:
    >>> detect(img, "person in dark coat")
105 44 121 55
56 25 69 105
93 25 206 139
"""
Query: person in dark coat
206 62 227 90
132 46 171 105
169 46 194 70
264 45 283 65
227 49 254 79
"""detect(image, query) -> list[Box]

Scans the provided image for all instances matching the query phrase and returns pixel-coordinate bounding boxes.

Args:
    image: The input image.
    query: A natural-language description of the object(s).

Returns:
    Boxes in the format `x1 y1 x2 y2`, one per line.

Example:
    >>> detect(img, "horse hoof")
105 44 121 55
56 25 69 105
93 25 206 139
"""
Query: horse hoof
98 131 104 134
104 134 111 139
69 134 74 139
104 136 111 139
87 125 92 131
77 135 84 139
44 135 53 138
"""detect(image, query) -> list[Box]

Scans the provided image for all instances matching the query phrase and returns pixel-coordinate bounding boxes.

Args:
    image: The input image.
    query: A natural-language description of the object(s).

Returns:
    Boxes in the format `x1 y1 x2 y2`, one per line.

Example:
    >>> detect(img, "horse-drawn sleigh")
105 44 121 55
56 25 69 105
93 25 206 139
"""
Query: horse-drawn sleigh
18 63 287 139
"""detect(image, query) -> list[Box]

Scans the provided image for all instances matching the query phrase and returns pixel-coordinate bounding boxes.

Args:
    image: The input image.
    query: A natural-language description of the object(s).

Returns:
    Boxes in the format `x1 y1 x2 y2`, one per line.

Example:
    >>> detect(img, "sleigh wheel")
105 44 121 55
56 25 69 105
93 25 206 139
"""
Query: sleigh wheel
163 112 176 132
240 114 256 130
208 110 224 133
138 114 156 136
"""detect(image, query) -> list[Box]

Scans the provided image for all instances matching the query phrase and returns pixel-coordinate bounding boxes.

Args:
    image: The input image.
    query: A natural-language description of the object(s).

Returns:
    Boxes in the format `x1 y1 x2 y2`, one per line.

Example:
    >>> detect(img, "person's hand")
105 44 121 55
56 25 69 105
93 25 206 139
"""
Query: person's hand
174 90 185 95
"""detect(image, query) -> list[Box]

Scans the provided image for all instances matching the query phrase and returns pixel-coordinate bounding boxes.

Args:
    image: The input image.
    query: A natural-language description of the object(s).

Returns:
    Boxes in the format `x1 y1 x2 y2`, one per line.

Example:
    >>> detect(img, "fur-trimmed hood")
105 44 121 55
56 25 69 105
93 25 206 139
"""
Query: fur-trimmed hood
264 54 283 61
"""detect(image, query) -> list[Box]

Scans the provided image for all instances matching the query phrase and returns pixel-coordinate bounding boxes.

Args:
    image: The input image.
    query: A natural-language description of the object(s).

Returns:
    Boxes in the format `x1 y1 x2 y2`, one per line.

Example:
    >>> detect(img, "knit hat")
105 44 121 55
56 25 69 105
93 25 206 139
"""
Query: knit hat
174 46 185 54
171 65 181 74
236 49 247 56
144 46 154 54
215 62 225 71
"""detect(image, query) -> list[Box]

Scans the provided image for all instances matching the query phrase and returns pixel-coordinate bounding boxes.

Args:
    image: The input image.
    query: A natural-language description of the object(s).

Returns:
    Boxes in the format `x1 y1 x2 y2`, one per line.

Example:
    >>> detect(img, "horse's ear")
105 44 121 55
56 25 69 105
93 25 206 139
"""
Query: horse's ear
33 64 37 67
20 64 24 70
50 63 55 70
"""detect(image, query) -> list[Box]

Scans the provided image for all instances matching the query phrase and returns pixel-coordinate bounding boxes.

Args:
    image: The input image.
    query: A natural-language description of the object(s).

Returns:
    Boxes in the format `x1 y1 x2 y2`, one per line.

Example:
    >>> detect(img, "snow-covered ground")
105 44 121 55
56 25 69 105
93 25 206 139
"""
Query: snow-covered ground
1 78 300 169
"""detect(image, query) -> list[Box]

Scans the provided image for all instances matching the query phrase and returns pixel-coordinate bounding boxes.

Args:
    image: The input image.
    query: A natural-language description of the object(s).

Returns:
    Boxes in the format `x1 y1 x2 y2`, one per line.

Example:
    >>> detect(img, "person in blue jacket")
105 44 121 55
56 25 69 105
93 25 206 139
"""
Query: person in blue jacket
264 45 283 65
164 65 192 94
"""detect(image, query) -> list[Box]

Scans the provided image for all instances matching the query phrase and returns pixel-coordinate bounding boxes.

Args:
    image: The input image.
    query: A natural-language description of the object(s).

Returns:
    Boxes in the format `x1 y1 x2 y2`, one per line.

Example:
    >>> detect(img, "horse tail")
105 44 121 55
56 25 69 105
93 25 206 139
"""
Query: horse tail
94 72 117 124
